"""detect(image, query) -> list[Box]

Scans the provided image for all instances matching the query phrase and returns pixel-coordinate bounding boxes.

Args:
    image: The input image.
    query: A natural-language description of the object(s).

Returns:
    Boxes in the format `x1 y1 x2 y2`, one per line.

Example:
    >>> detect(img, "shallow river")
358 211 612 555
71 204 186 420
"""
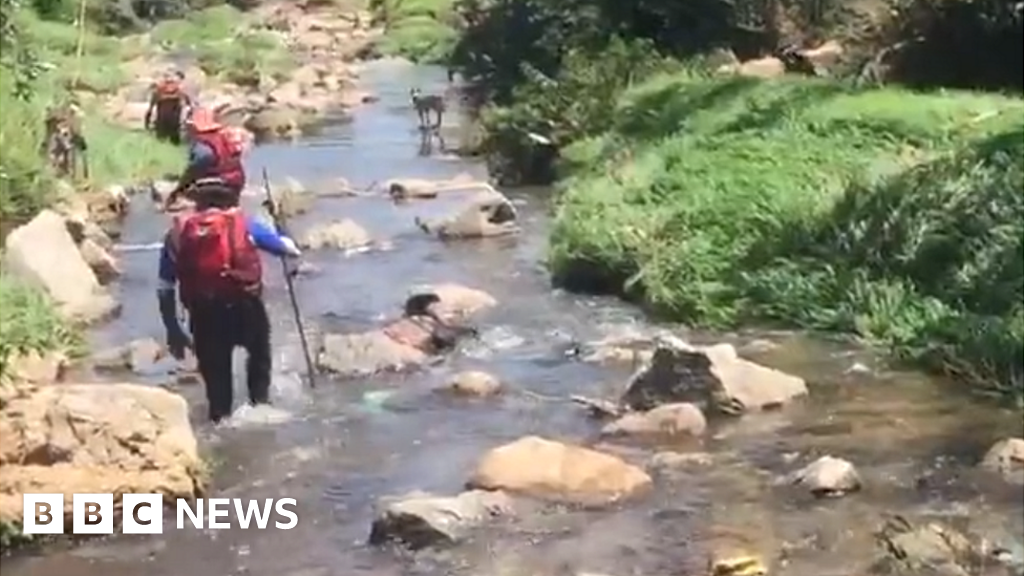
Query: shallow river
4 61 1022 576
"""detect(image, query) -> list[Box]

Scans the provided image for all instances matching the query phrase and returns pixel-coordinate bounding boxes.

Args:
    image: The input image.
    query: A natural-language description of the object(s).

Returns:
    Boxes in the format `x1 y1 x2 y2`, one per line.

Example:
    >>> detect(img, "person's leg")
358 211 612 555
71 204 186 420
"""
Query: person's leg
190 300 236 422
239 295 272 405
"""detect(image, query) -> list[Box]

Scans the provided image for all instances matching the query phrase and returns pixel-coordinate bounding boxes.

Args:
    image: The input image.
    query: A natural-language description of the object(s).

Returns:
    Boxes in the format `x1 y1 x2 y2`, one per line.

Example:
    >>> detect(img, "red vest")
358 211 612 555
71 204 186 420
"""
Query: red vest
194 129 245 190
168 208 262 305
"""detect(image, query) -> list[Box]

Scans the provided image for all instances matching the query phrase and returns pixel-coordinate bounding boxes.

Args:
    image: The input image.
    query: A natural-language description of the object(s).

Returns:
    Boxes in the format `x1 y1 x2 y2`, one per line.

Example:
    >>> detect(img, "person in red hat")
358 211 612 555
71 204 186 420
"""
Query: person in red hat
165 107 247 208
145 70 192 145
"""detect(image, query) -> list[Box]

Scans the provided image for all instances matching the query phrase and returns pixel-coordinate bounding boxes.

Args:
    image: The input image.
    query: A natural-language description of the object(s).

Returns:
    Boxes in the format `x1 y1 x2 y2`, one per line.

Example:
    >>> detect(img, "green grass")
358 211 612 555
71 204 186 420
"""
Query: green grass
0 274 83 385
370 0 458 62
549 72 1024 401
0 10 184 219
151 6 295 83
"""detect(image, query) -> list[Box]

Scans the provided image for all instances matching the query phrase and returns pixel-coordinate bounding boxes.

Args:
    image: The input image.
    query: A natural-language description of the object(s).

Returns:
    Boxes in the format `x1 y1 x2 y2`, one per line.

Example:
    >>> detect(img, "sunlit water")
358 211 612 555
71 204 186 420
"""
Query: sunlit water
3 61 1021 576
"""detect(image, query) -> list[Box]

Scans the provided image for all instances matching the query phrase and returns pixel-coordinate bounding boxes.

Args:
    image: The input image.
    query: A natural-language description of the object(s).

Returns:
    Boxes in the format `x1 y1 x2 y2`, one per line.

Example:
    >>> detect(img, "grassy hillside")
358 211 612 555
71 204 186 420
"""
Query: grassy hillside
550 73 1023 401
369 0 458 63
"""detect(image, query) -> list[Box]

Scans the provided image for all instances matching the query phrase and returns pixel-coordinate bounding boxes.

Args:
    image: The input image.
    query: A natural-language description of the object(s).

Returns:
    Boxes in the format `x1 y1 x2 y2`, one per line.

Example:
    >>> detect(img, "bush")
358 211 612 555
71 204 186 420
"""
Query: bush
549 73 1024 400
0 275 82 384
370 0 459 63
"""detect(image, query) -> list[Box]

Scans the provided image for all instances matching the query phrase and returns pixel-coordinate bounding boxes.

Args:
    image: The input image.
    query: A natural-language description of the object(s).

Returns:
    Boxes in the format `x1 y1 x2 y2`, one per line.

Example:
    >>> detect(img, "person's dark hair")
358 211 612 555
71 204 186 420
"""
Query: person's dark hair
404 293 441 317
191 179 239 209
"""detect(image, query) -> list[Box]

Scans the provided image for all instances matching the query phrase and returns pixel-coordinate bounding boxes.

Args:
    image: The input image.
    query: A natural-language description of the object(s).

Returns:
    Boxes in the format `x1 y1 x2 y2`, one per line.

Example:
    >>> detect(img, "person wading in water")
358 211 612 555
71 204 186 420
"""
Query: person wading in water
165 107 248 209
157 179 301 423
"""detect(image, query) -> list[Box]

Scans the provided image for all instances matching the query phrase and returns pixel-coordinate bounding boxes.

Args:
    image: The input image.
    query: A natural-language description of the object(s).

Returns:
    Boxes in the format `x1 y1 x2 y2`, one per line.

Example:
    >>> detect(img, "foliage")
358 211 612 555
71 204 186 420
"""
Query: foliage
370 0 459 62
549 73 1024 400
0 275 82 385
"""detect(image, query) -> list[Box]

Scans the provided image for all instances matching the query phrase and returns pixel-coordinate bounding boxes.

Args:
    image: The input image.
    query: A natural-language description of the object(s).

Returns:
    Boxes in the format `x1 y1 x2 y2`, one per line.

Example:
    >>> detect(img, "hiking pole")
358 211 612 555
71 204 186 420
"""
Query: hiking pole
261 168 317 388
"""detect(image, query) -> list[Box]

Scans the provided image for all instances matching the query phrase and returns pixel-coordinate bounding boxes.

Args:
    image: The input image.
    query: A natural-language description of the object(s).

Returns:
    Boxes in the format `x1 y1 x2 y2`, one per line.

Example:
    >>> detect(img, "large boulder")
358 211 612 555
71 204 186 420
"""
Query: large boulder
316 330 427 378
416 189 519 239
368 489 513 550
466 436 652 505
620 335 807 415
0 383 204 525
2 209 120 323
980 437 1024 483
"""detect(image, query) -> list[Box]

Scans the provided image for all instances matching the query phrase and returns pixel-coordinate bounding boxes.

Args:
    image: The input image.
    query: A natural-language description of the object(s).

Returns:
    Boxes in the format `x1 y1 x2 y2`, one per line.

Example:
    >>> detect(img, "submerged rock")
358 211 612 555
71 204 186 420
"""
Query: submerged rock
466 436 652 505
601 402 707 439
3 209 120 324
92 338 167 374
621 335 807 415
299 218 373 251
413 283 496 321
0 383 204 525
871 515 995 576
785 455 861 497
439 370 503 397
415 189 519 239
316 330 426 378
980 437 1024 483
368 489 513 550
78 237 122 285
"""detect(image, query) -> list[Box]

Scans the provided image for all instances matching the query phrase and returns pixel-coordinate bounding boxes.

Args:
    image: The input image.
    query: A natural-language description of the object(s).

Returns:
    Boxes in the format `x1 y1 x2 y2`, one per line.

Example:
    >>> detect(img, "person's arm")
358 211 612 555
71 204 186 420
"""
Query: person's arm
168 142 215 204
246 216 301 258
157 235 182 333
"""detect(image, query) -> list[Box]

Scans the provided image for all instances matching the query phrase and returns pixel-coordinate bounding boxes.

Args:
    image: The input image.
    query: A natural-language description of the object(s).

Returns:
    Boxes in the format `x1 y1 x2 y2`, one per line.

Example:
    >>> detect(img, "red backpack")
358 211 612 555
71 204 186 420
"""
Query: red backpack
173 209 263 304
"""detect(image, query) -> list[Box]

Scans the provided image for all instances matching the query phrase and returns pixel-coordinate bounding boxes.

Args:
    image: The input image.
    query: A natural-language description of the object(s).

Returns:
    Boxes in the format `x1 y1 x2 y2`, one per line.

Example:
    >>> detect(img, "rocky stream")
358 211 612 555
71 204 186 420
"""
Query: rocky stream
1 15 1022 576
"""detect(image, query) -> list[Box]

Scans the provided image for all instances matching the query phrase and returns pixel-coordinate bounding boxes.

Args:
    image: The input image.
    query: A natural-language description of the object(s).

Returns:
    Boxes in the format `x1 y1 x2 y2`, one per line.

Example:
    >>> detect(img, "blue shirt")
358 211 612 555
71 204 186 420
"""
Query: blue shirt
157 215 300 292
181 141 216 182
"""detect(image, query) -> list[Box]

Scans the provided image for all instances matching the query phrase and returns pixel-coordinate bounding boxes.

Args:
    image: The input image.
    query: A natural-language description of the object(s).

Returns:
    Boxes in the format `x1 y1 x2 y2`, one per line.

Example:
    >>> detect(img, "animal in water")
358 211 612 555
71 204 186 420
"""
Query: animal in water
410 87 445 130
41 104 89 179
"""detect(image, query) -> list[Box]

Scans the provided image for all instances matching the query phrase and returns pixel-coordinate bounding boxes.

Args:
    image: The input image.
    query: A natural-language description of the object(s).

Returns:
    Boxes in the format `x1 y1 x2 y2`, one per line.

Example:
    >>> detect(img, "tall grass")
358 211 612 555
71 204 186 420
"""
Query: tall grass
550 72 1024 402
0 275 83 385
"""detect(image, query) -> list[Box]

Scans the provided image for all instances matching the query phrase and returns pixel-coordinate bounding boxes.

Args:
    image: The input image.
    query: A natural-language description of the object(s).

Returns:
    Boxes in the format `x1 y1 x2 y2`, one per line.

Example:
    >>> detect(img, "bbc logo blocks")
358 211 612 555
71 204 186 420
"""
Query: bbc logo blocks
22 493 165 535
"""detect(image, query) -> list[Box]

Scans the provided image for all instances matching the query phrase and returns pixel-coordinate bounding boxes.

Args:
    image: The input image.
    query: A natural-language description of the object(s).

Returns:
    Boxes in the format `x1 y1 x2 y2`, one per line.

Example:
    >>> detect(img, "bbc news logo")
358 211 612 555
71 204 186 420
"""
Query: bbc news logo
23 494 298 535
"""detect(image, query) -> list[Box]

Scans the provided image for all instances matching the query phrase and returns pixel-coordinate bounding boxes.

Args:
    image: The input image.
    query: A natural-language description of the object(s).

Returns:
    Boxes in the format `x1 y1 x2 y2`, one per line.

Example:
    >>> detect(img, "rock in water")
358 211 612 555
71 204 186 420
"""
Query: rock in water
2 209 120 323
785 455 861 497
439 370 503 397
417 189 519 239
601 403 707 438
368 490 513 549
0 383 204 525
980 437 1024 483
299 219 372 251
466 436 652 505
316 331 426 378
620 336 806 415
872 515 992 576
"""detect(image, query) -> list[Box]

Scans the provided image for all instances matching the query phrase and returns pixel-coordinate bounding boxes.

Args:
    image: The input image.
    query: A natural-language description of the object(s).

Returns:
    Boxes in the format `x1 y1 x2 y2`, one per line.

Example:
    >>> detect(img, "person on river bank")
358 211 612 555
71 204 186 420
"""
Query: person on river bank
382 293 479 354
164 107 247 210
145 70 192 145
158 178 302 423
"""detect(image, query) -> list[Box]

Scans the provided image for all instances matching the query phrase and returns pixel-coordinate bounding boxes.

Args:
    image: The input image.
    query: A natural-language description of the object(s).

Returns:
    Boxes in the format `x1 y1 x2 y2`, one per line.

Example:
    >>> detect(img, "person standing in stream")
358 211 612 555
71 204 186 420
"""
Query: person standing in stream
157 179 302 423
164 107 248 210
145 70 192 145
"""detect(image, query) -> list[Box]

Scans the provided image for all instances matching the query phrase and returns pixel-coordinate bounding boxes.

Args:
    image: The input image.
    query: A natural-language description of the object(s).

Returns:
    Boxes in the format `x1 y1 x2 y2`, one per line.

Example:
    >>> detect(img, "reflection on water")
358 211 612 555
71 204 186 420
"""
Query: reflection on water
4 61 1021 576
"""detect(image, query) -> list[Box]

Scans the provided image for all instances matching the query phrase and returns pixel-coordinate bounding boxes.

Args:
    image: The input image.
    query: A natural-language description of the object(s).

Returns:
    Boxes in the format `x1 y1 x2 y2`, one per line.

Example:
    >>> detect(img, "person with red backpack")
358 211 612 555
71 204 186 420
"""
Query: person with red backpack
157 179 301 423
165 107 247 210
145 70 192 145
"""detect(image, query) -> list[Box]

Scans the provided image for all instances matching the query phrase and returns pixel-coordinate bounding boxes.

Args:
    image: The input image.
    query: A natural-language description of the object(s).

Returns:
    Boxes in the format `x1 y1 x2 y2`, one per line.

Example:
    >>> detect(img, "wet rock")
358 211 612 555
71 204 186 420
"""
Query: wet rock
414 283 496 321
268 177 315 218
244 105 308 139
148 179 178 205
316 330 426 378
63 214 113 250
3 209 120 324
368 489 513 550
0 383 203 525
582 344 654 366
92 338 167 374
416 189 520 239
647 451 714 472
601 403 707 439
980 437 1024 482
621 335 807 416
79 237 122 285
439 370 503 397
785 455 861 497
299 219 373 251
704 526 770 576
871 515 992 576
388 178 441 199
5 350 68 385
466 436 652 505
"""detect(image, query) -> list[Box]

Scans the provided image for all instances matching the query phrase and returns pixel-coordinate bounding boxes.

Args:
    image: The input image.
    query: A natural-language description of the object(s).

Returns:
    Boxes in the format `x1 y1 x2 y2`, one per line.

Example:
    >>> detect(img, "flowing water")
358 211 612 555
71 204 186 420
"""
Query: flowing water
3 61 1022 576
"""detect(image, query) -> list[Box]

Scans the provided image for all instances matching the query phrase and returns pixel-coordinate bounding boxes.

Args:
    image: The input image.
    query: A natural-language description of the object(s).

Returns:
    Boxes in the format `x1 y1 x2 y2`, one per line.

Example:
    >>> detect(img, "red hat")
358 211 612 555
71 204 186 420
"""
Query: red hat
186 107 221 133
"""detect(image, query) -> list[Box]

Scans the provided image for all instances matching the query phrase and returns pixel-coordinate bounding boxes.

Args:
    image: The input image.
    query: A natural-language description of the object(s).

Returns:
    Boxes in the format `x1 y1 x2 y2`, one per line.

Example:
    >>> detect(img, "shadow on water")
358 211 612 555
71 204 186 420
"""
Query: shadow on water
4 61 1022 576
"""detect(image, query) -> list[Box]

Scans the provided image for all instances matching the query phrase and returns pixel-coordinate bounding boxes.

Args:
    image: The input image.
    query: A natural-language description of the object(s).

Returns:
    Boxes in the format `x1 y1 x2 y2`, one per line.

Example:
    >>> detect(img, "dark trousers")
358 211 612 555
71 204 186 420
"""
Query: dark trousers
154 105 182 145
188 294 272 422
